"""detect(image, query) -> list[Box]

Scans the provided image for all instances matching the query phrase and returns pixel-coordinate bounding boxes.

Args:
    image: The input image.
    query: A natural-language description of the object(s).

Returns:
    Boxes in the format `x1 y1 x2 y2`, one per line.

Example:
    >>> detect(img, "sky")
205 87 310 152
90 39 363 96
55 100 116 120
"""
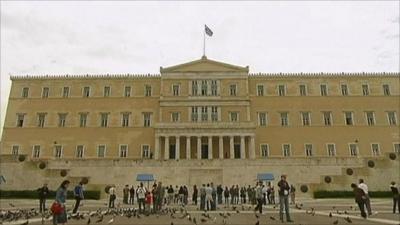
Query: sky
0 1 399 138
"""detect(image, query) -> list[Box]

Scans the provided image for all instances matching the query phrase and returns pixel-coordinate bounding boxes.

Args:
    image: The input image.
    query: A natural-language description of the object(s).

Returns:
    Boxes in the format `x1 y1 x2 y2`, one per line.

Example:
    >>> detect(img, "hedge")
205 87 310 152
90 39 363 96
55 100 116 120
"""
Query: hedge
313 190 392 198
0 190 101 200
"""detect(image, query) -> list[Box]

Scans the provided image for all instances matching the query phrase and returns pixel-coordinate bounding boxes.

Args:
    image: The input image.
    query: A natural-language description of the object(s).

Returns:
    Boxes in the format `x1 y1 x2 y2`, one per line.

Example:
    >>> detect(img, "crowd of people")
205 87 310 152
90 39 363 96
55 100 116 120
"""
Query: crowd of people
36 176 400 225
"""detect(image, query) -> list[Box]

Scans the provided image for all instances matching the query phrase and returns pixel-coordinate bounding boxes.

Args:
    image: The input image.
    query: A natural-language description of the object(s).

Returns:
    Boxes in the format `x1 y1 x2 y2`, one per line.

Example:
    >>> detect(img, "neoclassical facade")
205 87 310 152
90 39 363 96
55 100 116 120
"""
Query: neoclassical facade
0 57 399 192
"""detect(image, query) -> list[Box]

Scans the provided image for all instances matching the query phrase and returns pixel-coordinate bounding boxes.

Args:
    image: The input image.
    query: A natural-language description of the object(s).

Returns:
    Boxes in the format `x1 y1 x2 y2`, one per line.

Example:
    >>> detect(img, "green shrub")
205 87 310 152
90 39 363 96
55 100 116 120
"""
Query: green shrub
313 190 392 198
0 190 100 200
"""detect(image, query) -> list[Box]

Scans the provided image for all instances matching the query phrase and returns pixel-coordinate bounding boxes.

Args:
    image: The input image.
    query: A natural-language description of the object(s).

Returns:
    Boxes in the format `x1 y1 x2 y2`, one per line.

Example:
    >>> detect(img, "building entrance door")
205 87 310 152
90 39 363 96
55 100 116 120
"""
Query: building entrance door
201 144 208 159
169 144 176 159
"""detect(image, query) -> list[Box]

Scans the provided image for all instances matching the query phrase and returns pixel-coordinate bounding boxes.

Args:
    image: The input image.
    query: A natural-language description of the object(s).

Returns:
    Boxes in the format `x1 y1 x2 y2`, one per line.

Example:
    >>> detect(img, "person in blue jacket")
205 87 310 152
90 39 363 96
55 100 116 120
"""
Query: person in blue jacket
53 180 70 225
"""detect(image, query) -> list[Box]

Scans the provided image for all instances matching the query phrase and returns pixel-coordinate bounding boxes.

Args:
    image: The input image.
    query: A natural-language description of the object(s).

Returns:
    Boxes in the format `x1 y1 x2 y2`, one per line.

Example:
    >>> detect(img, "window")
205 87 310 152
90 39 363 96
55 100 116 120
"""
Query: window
349 144 358 156
37 113 46 127
344 112 353 125
394 143 400 153
323 111 332 126
83 86 90 97
341 84 348 96
299 85 307 96
100 113 109 127
42 87 49 98
143 112 151 127
142 145 150 158
211 80 218 96
230 112 238 122
104 86 111 97
283 144 291 157
387 111 397 126
97 145 106 157
22 87 29 98
119 145 128 158
12 145 19 156
122 113 130 127
365 111 375 126
278 85 286 96
257 85 264 96
260 144 269 157
371 144 380 156
305 144 313 156
33 145 41 158
201 107 208 121
16 114 25 127
172 84 180 96
201 80 208 96
76 145 84 158
362 84 369 96
124 86 131 97
54 145 62 158
79 113 88 127
280 112 289 126
171 112 180 122
58 113 67 127
229 84 237 96
191 107 198 122
301 112 311 126
327 144 336 156
63 87 70 98
383 84 391 96
192 80 198 96
145 85 152 96
258 112 267 126
211 106 218 122
320 84 328 96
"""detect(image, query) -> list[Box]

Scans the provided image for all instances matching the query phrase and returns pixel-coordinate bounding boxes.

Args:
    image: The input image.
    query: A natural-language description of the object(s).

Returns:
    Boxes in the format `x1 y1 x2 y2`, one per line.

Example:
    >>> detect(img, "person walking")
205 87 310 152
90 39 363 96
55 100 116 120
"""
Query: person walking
254 181 263 214
351 183 367 218
37 183 49 213
290 184 296 205
136 182 146 213
358 179 372 215
72 181 84 213
192 185 198 205
52 180 70 225
123 185 129 204
108 185 116 208
129 185 135 205
278 175 293 223
390 181 400 214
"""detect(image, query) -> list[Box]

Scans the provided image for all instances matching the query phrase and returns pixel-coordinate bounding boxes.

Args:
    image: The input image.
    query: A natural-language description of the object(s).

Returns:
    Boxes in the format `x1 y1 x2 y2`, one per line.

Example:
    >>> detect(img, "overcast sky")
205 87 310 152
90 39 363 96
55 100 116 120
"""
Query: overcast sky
0 1 399 137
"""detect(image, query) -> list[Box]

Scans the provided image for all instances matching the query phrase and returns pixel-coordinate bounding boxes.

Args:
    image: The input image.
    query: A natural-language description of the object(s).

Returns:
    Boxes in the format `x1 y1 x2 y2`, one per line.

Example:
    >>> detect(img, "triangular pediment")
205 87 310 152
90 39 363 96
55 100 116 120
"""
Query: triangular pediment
160 56 249 73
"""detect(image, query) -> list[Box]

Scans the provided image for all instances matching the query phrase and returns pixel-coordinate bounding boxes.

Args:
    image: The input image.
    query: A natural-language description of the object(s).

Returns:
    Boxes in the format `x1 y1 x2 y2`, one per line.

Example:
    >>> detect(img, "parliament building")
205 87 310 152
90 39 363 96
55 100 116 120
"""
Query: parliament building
1 56 399 194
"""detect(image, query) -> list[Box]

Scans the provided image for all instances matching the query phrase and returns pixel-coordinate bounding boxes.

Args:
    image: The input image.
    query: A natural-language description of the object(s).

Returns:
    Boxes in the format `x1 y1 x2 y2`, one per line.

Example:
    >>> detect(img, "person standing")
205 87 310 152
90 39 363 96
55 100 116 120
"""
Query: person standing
53 180 70 225
200 184 206 210
205 183 213 211
254 181 263 214
167 185 174 205
217 185 223 205
351 183 367 218
38 183 49 213
290 184 296 205
211 182 217 210
358 179 372 215
108 185 116 208
278 175 293 223
390 181 400 214
224 186 230 207
122 185 129 204
270 186 276 204
261 185 267 205
72 181 84 213
192 185 198 205
136 182 146 213
183 185 189 205
129 185 135 205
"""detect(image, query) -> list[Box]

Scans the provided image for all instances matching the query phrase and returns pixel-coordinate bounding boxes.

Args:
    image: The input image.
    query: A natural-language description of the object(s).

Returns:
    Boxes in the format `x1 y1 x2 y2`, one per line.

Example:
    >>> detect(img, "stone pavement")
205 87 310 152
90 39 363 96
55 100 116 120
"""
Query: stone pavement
1 198 399 225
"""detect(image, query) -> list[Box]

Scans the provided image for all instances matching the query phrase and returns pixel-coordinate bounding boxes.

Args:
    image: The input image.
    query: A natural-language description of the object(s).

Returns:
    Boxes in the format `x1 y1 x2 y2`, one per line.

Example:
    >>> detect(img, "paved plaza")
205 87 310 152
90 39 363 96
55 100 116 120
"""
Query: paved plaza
1 198 399 225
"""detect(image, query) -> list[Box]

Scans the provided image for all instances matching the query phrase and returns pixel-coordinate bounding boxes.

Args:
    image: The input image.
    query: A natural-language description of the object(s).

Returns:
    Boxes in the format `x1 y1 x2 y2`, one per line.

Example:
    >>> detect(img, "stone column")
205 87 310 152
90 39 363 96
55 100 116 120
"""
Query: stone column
219 136 224 159
197 136 202 159
154 135 160 160
186 136 191 159
175 136 180 160
240 136 245 159
230 136 234 159
164 136 169 160
208 136 213 159
250 135 256 159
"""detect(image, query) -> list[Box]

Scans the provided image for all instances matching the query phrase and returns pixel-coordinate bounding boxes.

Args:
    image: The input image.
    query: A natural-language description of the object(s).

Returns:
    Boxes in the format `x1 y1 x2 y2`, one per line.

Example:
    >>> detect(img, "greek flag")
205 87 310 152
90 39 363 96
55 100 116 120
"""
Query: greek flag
205 25 213 36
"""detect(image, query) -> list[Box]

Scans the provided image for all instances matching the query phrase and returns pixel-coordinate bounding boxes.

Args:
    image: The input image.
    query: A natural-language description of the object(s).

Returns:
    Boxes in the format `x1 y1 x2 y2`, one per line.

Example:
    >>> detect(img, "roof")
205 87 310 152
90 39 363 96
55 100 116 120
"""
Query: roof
160 56 249 73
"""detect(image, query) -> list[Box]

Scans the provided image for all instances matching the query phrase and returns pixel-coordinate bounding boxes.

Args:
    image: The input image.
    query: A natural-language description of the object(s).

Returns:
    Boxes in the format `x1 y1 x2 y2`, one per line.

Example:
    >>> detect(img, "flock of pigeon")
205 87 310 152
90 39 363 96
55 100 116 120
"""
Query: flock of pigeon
0 202 366 225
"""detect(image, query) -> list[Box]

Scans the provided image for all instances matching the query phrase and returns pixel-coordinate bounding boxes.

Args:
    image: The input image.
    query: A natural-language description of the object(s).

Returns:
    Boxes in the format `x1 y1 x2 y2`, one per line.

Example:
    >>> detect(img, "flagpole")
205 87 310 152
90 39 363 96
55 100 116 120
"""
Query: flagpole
203 25 206 57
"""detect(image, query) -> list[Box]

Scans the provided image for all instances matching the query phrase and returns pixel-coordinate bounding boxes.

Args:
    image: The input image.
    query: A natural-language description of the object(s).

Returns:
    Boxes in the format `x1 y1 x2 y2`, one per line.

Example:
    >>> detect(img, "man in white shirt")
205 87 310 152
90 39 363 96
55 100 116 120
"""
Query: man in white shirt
358 179 372 215
108 185 116 208
136 182 146 213
205 183 213 211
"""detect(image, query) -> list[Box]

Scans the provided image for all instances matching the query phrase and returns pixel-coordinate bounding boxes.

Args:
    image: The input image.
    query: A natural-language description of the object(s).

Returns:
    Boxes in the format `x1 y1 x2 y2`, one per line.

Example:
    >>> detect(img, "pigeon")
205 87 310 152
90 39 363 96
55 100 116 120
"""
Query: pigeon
95 215 103 223
269 216 276 220
255 221 260 225
344 217 352 223
107 217 114 224
200 218 207 223
9 203 15 207
255 214 259 219
171 222 174 225
87 217 91 225
329 212 332 217
333 219 339 225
